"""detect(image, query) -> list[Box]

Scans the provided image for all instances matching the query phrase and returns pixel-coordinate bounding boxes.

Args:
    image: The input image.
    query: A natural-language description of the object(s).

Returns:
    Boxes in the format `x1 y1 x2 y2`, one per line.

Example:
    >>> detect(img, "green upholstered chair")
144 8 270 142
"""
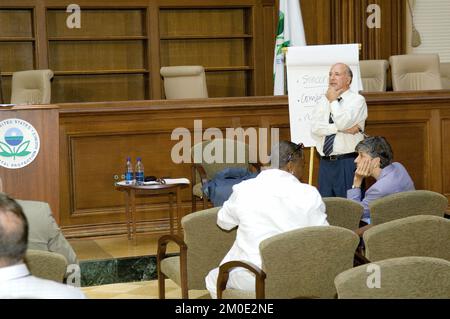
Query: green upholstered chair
323 197 363 231
190 138 260 212
363 215 450 262
217 226 359 299
335 256 450 298
369 190 448 226
24 249 68 283
157 207 236 299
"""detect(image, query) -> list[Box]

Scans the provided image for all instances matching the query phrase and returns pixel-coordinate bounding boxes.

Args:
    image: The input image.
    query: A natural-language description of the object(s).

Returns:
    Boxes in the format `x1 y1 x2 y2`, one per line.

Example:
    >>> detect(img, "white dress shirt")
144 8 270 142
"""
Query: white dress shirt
0 263 86 299
311 89 368 156
216 168 329 269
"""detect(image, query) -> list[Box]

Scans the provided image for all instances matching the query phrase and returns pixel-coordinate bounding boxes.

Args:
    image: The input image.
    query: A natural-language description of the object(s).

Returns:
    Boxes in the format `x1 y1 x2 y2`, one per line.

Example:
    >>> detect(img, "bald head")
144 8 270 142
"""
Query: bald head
0 194 28 267
329 63 353 91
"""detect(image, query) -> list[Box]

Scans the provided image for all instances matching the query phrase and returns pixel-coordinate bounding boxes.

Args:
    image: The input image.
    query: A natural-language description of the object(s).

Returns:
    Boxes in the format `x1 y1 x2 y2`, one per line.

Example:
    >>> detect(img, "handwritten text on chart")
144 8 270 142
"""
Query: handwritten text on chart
297 75 328 88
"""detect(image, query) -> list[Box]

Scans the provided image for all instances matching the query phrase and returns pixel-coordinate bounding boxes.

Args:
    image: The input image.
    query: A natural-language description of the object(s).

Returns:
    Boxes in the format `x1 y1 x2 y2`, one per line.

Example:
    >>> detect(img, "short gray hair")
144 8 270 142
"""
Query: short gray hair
270 141 304 169
355 136 393 168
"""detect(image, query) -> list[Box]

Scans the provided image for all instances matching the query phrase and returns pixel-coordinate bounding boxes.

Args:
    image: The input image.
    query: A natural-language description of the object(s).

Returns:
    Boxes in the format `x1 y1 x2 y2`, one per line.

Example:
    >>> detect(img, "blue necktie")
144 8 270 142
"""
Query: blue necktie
323 97 341 156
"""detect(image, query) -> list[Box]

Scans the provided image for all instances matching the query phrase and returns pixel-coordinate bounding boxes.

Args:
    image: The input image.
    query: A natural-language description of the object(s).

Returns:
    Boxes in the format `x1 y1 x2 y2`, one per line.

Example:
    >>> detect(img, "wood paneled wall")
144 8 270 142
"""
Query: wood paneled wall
0 0 407 104
58 91 450 238
0 0 278 103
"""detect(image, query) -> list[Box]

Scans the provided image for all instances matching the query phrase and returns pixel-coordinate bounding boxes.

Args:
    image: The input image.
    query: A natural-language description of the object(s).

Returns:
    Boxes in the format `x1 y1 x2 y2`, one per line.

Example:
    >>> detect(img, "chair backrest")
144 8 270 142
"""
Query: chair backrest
323 197 363 230
389 54 443 91
183 207 237 289
11 69 54 104
160 65 208 99
369 190 448 225
335 256 450 298
260 226 359 299
24 249 68 283
440 62 450 89
359 60 389 92
363 215 450 262
191 138 255 181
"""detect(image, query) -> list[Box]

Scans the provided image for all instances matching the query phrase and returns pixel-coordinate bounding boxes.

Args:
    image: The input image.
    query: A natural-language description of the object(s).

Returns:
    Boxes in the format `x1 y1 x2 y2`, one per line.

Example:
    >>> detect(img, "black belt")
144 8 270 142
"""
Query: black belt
321 152 357 161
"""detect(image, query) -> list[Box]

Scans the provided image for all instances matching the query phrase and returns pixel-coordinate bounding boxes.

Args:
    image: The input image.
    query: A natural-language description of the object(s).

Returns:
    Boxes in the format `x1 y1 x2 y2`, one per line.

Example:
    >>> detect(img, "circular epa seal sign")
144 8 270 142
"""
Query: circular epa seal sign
0 118 40 169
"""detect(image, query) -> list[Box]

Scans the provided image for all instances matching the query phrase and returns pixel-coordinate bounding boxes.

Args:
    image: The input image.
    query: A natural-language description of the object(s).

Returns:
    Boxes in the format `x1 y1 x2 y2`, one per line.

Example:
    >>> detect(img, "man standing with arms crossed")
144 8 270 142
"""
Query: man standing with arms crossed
311 63 368 197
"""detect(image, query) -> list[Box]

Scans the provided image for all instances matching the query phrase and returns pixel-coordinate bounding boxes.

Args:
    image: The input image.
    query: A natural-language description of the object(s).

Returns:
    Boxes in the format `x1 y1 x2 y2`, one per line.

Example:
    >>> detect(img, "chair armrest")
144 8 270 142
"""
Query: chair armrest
217 260 266 299
157 234 187 262
157 234 189 298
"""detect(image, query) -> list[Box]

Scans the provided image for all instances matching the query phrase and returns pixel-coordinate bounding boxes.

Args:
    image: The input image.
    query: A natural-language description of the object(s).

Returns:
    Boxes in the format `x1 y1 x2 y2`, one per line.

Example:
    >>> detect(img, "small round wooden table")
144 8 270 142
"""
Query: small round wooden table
115 182 188 243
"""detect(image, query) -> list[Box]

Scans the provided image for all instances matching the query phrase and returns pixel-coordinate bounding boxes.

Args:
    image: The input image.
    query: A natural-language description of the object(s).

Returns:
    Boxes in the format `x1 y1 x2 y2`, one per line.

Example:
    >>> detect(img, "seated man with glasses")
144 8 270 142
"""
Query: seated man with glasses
205 141 329 298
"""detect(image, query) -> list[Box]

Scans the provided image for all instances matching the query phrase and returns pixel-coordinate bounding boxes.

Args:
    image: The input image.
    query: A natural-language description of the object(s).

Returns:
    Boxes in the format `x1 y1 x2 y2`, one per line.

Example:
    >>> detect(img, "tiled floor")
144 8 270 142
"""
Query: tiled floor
69 233 179 261
69 233 191 299
82 279 209 299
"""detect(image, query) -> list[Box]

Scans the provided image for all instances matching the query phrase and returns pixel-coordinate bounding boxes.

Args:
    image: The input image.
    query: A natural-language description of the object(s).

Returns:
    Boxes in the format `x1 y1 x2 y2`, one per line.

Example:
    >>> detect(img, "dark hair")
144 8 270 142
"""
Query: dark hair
270 141 304 169
355 136 393 168
0 194 28 266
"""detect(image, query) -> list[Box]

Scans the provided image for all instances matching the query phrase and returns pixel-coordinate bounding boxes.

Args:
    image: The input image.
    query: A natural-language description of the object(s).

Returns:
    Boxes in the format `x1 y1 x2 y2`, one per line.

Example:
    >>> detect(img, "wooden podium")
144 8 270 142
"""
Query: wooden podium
0 105 60 222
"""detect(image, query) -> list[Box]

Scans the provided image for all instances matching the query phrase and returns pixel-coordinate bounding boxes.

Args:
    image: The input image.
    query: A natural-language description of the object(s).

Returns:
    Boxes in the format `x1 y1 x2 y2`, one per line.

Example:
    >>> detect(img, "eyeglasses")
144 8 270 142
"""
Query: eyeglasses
287 143 304 162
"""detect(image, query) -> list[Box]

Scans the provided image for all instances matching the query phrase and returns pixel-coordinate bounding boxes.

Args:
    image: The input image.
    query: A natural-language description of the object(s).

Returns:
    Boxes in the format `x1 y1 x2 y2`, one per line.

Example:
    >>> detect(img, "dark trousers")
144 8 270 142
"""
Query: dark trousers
318 156 356 198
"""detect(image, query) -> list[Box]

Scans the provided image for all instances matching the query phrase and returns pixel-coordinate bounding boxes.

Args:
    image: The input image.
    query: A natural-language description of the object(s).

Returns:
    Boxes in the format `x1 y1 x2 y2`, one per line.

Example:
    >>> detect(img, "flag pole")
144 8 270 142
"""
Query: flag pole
282 46 288 95
308 147 314 185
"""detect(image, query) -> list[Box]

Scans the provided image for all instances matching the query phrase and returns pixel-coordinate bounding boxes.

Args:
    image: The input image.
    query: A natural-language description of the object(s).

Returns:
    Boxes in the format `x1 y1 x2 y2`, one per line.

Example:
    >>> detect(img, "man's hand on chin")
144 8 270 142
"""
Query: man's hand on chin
326 86 344 102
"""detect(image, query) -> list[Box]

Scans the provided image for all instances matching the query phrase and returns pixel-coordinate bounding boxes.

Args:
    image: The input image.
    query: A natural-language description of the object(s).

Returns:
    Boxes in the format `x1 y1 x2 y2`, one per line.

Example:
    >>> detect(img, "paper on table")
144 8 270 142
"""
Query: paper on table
162 178 190 185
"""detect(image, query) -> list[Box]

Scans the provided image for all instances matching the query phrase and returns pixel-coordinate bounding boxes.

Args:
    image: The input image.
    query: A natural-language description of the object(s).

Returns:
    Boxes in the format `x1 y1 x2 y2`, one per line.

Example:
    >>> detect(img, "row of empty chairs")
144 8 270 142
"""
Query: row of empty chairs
158 190 449 299
1 55 448 106
160 54 450 100
361 54 450 92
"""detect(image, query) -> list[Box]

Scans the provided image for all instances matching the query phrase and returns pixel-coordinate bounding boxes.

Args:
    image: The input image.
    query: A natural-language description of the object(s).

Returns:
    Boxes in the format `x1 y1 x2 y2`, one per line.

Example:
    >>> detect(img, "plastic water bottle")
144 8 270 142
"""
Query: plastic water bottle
125 157 134 185
135 157 145 185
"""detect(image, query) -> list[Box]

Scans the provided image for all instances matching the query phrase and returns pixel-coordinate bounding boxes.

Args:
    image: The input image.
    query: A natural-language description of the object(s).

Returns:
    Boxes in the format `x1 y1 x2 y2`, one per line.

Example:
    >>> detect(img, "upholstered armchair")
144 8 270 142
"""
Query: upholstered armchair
217 226 359 299
25 250 68 283
389 54 443 91
157 207 236 299
441 62 450 89
363 215 450 262
323 197 363 231
359 60 389 92
191 138 261 212
335 256 450 298
160 65 208 99
11 69 54 105
369 190 447 226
